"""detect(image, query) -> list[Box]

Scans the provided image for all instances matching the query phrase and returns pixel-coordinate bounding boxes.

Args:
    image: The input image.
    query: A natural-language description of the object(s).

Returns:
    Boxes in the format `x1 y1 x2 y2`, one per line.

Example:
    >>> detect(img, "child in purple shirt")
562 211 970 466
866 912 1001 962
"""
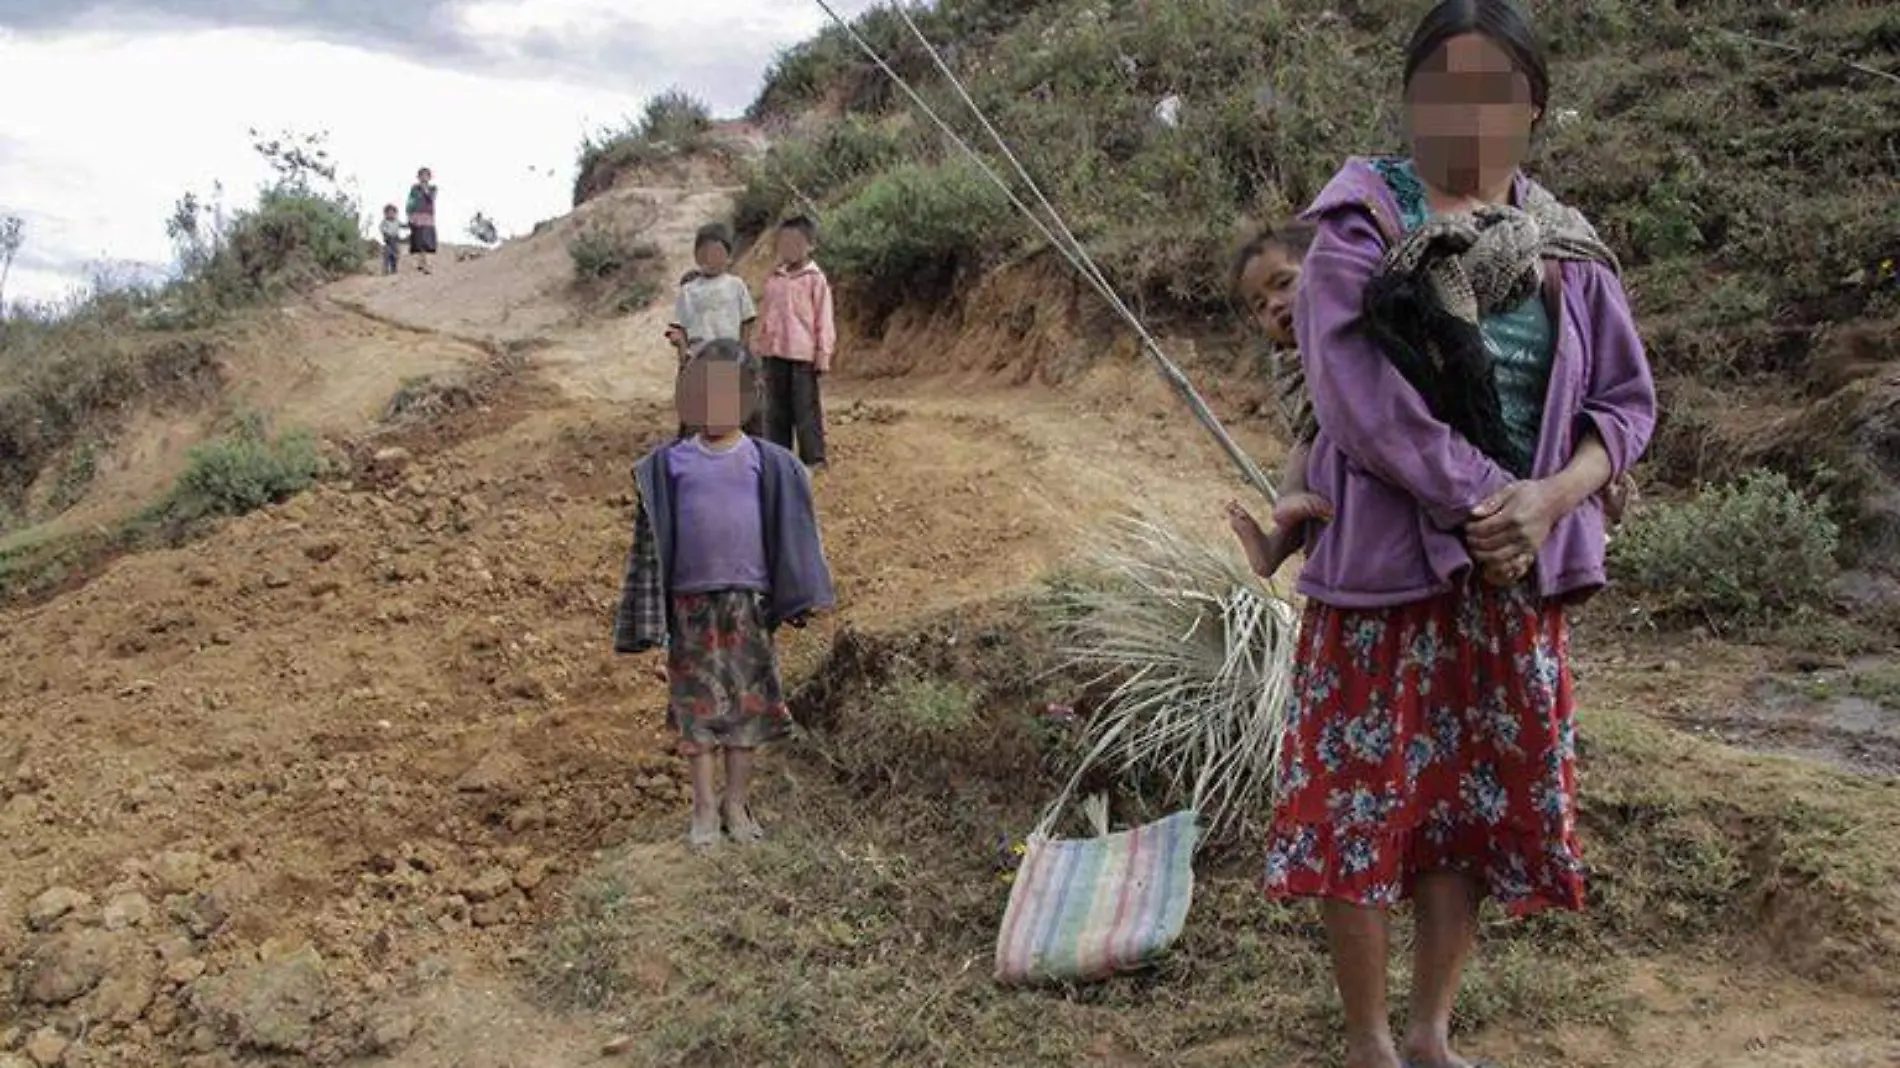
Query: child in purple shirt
613 340 835 847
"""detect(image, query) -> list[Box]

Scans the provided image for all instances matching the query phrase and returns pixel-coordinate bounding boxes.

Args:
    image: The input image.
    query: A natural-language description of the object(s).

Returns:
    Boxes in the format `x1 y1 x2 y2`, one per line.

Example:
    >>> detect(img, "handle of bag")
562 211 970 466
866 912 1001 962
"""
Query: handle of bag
1028 716 1219 847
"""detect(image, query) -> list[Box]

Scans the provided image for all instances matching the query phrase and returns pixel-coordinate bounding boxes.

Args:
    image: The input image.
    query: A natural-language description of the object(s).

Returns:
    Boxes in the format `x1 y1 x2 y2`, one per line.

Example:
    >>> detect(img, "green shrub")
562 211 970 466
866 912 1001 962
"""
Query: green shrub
168 416 323 520
568 221 665 314
1609 469 1840 627
736 117 908 237
823 163 1019 325
574 88 717 205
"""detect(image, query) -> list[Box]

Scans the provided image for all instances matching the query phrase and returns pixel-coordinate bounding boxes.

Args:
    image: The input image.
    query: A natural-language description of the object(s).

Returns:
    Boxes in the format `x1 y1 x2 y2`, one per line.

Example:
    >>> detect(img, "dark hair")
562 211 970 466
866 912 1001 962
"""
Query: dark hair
1231 220 1317 291
679 338 763 429
778 215 819 243
694 223 733 254
384 203 399 213
1402 0 1549 116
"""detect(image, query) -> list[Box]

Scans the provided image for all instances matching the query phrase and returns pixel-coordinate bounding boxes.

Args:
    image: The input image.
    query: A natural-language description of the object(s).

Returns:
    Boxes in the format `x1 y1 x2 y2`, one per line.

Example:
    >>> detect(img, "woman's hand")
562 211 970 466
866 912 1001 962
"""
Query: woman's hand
1466 480 1564 582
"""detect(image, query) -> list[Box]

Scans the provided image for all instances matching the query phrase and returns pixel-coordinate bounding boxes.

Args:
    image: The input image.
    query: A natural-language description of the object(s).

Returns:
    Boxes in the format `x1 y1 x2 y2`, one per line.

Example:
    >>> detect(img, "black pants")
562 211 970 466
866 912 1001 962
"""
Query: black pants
762 357 827 466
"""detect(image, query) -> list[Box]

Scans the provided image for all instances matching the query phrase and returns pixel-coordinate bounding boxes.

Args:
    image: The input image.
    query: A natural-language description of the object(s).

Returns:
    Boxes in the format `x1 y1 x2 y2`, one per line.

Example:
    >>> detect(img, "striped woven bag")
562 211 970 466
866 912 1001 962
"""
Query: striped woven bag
993 794 1198 985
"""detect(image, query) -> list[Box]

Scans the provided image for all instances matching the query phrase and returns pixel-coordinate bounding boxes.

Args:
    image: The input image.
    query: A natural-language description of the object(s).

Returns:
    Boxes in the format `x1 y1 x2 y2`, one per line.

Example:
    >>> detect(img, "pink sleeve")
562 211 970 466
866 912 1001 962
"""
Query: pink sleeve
814 274 837 371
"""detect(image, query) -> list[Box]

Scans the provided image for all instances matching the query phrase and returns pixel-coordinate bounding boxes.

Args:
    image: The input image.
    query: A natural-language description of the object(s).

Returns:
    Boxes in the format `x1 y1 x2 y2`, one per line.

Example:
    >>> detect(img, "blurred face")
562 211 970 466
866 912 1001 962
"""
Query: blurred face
695 241 731 275
775 227 812 266
676 359 745 435
1237 243 1302 345
1405 33 1538 198
384 207 397 219
419 169 433 184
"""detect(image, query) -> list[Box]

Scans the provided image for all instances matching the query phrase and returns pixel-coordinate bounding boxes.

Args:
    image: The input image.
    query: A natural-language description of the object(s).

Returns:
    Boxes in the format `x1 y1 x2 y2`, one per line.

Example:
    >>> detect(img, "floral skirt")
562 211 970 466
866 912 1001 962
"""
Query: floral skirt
1263 581 1585 915
667 590 791 755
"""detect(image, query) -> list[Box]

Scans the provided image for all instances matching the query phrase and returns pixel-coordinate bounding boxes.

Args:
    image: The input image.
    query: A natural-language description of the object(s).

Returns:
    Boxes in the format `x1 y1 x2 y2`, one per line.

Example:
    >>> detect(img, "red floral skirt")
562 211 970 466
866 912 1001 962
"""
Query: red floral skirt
1263 582 1585 914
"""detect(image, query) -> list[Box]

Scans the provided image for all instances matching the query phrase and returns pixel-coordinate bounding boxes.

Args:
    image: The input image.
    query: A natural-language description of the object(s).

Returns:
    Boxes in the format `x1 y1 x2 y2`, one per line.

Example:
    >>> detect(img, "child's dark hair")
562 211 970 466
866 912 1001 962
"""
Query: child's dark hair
1231 220 1318 291
384 203 399 213
679 338 763 429
1403 0 1549 119
778 215 819 243
694 223 734 254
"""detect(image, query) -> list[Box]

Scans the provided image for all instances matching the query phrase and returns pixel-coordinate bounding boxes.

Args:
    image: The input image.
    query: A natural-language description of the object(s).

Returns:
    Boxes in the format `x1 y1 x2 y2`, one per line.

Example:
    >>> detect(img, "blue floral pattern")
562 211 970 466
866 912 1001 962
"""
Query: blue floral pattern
1264 581 1585 915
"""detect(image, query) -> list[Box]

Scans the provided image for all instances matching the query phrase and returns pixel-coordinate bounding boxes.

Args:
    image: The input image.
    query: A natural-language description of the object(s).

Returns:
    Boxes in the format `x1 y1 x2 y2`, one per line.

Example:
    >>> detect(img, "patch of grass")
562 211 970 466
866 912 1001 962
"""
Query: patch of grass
574 89 716 206
1609 469 1841 630
164 413 324 521
823 163 1020 330
532 864 641 1010
568 221 666 315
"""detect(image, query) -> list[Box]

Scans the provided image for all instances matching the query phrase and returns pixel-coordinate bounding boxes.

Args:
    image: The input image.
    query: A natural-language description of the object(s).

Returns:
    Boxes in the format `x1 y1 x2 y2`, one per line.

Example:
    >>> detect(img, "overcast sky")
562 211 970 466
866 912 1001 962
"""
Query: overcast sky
0 0 879 305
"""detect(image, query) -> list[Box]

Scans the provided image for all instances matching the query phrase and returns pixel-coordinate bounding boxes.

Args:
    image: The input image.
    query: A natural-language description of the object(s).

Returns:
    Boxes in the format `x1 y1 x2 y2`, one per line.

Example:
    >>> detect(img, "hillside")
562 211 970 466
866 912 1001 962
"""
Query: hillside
0 4 1896 1067
739 0 1900 555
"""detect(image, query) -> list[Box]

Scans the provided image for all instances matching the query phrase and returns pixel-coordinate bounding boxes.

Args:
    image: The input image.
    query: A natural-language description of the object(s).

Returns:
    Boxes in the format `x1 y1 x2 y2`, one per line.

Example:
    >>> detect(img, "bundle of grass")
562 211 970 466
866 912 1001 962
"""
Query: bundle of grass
1045 512 1298 843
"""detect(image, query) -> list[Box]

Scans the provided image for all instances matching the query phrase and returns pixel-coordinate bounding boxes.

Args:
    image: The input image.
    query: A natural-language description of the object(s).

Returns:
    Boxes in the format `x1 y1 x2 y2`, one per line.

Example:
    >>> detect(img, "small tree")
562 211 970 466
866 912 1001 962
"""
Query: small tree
248 127 340 196
0 214 24 315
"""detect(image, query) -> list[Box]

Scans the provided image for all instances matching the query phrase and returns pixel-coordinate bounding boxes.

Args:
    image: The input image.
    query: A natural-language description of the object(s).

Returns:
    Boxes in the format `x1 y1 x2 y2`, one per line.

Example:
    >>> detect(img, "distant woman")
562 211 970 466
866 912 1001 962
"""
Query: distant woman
1261 2 1656 1067
406 167 438 274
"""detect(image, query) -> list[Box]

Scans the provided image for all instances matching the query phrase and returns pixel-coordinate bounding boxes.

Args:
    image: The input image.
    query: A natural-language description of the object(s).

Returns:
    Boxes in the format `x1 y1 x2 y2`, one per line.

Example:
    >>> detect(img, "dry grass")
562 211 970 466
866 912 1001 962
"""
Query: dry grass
530 596 1900 1066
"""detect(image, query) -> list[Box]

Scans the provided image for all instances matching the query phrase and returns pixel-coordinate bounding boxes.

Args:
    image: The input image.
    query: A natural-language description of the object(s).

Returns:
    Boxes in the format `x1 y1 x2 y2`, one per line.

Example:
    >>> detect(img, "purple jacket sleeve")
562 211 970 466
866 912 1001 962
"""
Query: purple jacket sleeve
1572 264 1657 477
1297 207 1513 530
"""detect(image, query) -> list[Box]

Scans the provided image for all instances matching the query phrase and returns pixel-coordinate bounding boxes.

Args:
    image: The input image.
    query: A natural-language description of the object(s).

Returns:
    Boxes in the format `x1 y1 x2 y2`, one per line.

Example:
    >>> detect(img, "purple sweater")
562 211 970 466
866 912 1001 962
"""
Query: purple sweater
1293 158 1657 608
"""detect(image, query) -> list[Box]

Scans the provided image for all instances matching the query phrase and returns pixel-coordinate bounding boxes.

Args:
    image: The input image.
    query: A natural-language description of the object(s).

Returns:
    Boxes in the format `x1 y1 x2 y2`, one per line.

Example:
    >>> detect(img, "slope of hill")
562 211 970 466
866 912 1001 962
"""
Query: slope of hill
0 6 1898 1066
743 0 1900 552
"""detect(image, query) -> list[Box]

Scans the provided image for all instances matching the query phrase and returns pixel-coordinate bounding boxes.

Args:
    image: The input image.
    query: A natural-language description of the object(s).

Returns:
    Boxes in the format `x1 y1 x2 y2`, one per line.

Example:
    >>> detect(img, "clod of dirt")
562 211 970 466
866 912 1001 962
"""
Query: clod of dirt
23 1029 66 1068
372 446 414 473
24 887 88 931
454 748 529 794
0 1051 33 1068
462 868 514 903
365 1010 417 1055
150 850 206 896
191 944 329 1055
100 892 151 932
164 957 206 986
23 928 119 1005
90 959 157 1024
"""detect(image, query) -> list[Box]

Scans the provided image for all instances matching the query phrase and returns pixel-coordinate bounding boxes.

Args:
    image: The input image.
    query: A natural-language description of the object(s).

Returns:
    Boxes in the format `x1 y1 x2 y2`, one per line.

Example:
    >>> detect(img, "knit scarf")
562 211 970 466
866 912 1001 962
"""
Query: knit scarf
1360 178 1619 468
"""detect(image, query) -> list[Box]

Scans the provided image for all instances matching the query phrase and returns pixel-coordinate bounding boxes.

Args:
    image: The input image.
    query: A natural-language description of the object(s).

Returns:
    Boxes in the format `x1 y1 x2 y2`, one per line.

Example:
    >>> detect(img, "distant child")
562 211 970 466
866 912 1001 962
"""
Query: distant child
613 339 835 847
379 205 405 275
407 167 438 274
1224 222 1335 580
754 216 837 470
666 224 755 365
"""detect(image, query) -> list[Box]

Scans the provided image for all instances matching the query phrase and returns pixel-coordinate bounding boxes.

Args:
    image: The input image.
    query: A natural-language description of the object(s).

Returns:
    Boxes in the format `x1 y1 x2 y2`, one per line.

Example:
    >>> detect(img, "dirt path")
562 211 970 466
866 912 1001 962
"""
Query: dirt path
2 172 1895 1068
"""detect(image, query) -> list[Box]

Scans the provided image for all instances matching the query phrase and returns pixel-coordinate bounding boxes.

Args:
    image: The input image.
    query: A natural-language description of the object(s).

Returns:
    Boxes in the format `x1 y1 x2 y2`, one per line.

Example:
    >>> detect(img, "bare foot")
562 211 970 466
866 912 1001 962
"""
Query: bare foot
1224 501 1283 578
1401 1033 1474 1068
722 799 764 844
688 808 722 848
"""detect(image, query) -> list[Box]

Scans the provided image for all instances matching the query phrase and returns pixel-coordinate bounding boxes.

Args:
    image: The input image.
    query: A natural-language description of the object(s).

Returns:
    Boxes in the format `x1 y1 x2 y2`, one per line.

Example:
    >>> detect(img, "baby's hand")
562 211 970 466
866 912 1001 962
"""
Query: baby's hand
1603 473 1638 528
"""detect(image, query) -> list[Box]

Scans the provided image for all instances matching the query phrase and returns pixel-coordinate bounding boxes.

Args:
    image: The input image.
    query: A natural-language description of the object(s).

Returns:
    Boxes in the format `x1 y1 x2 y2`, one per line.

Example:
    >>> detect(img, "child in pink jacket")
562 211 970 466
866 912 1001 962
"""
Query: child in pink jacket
753 216 837 470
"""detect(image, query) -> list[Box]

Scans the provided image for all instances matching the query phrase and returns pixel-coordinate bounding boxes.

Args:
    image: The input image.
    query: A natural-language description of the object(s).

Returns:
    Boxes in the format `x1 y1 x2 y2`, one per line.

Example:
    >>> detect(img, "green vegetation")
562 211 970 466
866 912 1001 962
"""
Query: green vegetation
1609 470 1841 629
743 0 1900 563
0 128 363 530
574 89 717 206
166 413 324 521
530 599 1900 1066
568 220 667 314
